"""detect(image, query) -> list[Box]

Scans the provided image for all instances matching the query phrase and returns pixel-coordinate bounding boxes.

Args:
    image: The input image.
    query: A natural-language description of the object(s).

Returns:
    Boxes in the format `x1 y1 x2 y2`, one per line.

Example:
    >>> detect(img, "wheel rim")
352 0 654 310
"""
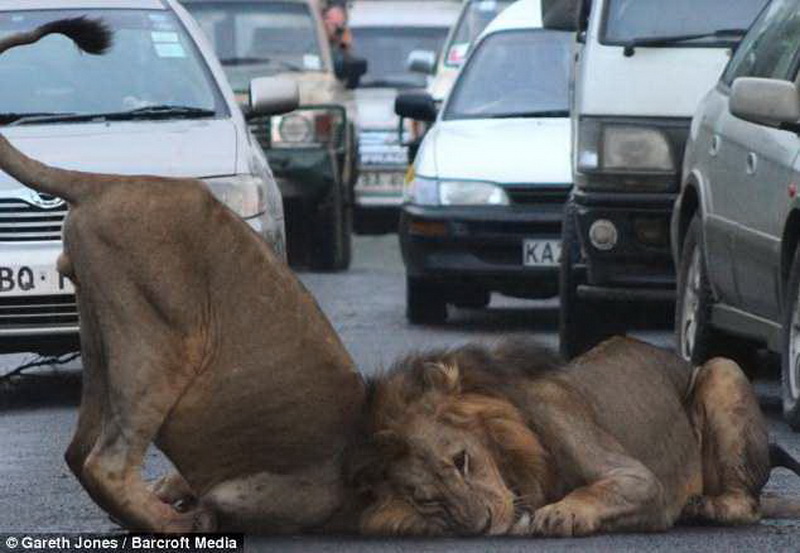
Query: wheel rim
679 248 702 361
789 286 800 399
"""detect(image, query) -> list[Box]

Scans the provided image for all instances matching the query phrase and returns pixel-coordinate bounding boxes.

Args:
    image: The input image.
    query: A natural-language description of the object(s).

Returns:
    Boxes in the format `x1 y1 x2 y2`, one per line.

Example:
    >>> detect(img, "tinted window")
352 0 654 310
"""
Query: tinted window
0 9 224 120
444 30 571 121
352 26 448 88
443 0 514 67
722 0 800 84
184 1 324 90
602 0 768 45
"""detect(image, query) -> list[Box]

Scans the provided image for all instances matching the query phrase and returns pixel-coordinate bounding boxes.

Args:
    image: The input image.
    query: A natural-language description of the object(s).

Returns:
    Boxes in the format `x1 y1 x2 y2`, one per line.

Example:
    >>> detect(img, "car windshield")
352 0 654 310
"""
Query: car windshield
352 26 449 88
184 1 325 90
0 9 225 125
602 0 769 44
443 0 514 67
444 30 571 121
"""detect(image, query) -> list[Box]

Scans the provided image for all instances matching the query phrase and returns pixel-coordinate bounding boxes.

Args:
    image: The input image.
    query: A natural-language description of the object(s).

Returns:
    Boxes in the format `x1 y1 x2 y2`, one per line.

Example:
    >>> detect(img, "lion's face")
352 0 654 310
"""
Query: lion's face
366 413 517 536
359 360 550 536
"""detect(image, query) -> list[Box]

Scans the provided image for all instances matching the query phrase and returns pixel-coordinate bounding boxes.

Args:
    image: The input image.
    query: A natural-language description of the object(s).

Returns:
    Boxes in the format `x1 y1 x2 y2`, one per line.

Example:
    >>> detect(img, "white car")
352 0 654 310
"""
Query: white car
349 0 459 230
396 0 572 323
0 0 297 354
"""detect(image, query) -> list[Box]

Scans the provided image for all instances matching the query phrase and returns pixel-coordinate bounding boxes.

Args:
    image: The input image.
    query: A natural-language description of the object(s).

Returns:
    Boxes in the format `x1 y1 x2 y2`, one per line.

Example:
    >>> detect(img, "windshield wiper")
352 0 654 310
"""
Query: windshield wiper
0 112 77 125
8 105 216 126
489 110 569 119
622 28 747 57
219 56 304 72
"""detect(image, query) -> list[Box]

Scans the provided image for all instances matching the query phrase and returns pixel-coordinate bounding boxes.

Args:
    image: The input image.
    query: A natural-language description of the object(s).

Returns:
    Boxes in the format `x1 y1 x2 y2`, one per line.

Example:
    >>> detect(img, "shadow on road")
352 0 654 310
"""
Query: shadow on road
0 369 81 411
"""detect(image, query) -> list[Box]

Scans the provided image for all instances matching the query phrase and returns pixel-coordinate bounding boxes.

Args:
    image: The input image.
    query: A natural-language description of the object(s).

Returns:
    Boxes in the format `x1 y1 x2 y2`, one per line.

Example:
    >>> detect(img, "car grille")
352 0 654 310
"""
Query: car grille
506 186 570 206
0 198 67 242
0 295 78 328
248 119 270 150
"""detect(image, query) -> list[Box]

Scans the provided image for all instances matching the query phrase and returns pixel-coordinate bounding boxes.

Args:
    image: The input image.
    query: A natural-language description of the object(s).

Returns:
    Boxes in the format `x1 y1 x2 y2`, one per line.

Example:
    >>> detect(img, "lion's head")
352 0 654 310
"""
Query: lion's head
353 340 562 536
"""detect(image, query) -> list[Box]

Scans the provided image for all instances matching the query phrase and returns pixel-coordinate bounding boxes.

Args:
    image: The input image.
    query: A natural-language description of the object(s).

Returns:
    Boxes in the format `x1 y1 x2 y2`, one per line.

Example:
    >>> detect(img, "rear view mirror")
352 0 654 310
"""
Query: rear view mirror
542 0 589 31
730 77 800 131
334 55 368 89
407 50 437 75
395 92 437 123
249 76 299 116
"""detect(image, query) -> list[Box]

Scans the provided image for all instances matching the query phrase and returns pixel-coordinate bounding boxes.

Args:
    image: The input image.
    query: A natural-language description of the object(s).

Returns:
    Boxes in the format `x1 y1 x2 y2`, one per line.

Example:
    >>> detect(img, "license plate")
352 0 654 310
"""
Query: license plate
522 239 561 267
356 171 405 191
0 265 73 296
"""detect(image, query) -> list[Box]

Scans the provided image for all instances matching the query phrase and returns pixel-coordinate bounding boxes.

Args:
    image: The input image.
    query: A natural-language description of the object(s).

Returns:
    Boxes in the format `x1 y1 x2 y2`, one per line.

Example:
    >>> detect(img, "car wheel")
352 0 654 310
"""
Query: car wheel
559 201 616 360
781 246 800 430
406 276 447 324
310 188 351 271
674 215 755 369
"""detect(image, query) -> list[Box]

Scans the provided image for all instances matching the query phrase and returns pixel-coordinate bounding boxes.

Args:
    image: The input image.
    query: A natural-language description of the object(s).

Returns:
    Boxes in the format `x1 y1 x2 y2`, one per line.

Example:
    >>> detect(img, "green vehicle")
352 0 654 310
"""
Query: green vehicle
182 0 366 270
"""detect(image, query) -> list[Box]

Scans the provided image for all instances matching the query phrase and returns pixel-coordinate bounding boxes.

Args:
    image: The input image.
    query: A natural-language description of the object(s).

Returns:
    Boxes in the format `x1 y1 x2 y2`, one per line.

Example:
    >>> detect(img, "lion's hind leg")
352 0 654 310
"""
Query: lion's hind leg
682 357 770 525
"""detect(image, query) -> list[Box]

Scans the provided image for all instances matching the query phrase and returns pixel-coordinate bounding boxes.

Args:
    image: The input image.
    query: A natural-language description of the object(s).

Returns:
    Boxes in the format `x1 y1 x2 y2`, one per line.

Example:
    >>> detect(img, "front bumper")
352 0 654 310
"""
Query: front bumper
573 189 676 301
399 203 564 298
269 149 338 202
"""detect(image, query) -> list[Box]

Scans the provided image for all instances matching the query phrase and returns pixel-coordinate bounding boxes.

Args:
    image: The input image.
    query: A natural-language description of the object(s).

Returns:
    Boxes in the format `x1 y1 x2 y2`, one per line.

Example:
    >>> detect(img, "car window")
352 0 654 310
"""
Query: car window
351 26 448 89
443 0 514 67
183 1 325 78
602 0 768 45
444 30 571 121
0 9 225 120
721 0 800 85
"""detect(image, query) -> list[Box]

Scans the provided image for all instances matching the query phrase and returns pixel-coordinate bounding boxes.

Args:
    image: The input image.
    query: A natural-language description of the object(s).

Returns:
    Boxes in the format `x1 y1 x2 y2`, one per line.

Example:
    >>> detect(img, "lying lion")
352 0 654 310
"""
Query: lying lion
0 19 364 532
355 337 800 537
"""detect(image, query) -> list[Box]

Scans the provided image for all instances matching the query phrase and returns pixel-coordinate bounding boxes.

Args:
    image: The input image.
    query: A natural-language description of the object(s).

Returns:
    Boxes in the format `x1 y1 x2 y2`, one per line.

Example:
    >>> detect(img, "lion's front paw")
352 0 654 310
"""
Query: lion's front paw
531 500 601 537
160 506 217 533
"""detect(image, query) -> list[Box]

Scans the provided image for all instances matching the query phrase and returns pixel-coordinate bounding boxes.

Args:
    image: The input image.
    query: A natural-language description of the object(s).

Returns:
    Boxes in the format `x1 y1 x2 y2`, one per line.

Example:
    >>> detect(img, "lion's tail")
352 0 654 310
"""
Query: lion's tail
0 18 112 204
761 443 800 519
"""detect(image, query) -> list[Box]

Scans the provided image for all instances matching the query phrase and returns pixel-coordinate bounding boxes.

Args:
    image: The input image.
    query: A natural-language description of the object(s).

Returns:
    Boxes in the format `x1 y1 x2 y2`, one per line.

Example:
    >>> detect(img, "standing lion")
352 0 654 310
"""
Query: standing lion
354 337 800 536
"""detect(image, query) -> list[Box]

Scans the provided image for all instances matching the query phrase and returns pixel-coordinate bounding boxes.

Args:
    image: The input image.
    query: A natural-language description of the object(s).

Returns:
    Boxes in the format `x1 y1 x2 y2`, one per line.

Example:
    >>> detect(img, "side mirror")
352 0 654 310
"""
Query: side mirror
334 55 368 89
542 0 590 31
730 77 800 130
407 50 437 75
249 76 299 116
395 91 437 123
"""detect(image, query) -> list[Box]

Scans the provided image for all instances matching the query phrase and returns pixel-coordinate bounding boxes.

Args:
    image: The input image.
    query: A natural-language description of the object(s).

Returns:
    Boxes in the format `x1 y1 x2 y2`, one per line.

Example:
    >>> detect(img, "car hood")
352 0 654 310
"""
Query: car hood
354 88 400 130
419 118 571 184
0 119 238 190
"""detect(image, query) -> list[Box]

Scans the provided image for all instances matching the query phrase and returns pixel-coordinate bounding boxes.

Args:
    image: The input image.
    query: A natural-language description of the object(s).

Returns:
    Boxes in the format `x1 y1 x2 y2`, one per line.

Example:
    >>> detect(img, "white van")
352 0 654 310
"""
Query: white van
542 0 769 359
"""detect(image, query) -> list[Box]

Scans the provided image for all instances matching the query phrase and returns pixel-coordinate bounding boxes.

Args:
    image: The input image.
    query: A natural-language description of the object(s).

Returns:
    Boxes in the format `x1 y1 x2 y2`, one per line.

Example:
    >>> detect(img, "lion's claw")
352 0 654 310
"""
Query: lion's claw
531 501 601 537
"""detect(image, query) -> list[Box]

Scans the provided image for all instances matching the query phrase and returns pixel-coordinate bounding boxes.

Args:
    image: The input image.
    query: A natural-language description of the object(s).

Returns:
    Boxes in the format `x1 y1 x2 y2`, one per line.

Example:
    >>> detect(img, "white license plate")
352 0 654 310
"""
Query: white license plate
0 265 73 296
522 239 561 267
356 171 405 191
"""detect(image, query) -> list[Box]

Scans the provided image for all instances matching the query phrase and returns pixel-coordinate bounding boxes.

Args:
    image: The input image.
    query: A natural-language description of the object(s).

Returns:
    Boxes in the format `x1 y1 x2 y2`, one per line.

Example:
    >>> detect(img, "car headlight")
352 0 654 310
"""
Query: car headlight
403 172 510 206
203 175 266 219
577 118 677 191
269 107 344 148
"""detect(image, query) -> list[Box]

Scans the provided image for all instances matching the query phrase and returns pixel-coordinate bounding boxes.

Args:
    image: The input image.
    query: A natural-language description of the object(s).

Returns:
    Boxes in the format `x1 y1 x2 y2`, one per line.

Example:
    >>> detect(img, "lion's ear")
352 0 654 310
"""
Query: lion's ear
424 362 460 395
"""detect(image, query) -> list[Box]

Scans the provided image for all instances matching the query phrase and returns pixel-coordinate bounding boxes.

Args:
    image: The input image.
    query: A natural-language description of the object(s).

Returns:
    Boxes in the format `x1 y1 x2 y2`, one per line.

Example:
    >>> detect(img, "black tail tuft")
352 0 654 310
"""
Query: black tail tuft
770 443 800 477
39 17 112 55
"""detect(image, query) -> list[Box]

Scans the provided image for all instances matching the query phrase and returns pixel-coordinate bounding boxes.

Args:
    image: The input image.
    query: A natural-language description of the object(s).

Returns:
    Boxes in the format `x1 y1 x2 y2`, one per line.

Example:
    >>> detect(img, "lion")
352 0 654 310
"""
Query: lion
353 337 800 537
0 19 364 532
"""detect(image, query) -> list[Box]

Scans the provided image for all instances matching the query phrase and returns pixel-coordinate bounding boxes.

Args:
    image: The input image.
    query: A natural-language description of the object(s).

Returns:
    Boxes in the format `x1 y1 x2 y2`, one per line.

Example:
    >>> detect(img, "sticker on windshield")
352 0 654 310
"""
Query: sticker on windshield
446 43 469 66
303 54 322 70
148 13 176 31
478 0 498 12
151 31 179 43
154 42 186 58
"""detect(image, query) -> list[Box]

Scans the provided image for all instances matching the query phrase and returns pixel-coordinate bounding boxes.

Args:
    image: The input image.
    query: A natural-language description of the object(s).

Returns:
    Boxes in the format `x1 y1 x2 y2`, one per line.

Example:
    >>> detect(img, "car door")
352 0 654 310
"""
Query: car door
707 0 800 319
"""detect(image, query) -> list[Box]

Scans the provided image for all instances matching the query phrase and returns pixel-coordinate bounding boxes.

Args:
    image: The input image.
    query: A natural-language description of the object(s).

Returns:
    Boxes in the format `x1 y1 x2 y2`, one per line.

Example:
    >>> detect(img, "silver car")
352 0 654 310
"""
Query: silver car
0 0 296 354
673 0 800 427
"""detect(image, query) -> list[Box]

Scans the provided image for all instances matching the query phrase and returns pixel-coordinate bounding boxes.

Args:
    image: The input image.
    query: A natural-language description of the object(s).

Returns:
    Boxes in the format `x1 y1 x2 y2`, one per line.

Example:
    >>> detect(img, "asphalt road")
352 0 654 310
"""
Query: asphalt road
1 235 799 552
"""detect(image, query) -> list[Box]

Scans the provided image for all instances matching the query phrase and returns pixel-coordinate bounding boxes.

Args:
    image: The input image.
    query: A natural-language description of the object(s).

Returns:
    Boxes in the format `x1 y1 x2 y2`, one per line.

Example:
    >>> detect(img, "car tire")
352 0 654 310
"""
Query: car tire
781 245 800 430
310 188 351 271
558 201 616 360
406 277 447 324
674 215 755 369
